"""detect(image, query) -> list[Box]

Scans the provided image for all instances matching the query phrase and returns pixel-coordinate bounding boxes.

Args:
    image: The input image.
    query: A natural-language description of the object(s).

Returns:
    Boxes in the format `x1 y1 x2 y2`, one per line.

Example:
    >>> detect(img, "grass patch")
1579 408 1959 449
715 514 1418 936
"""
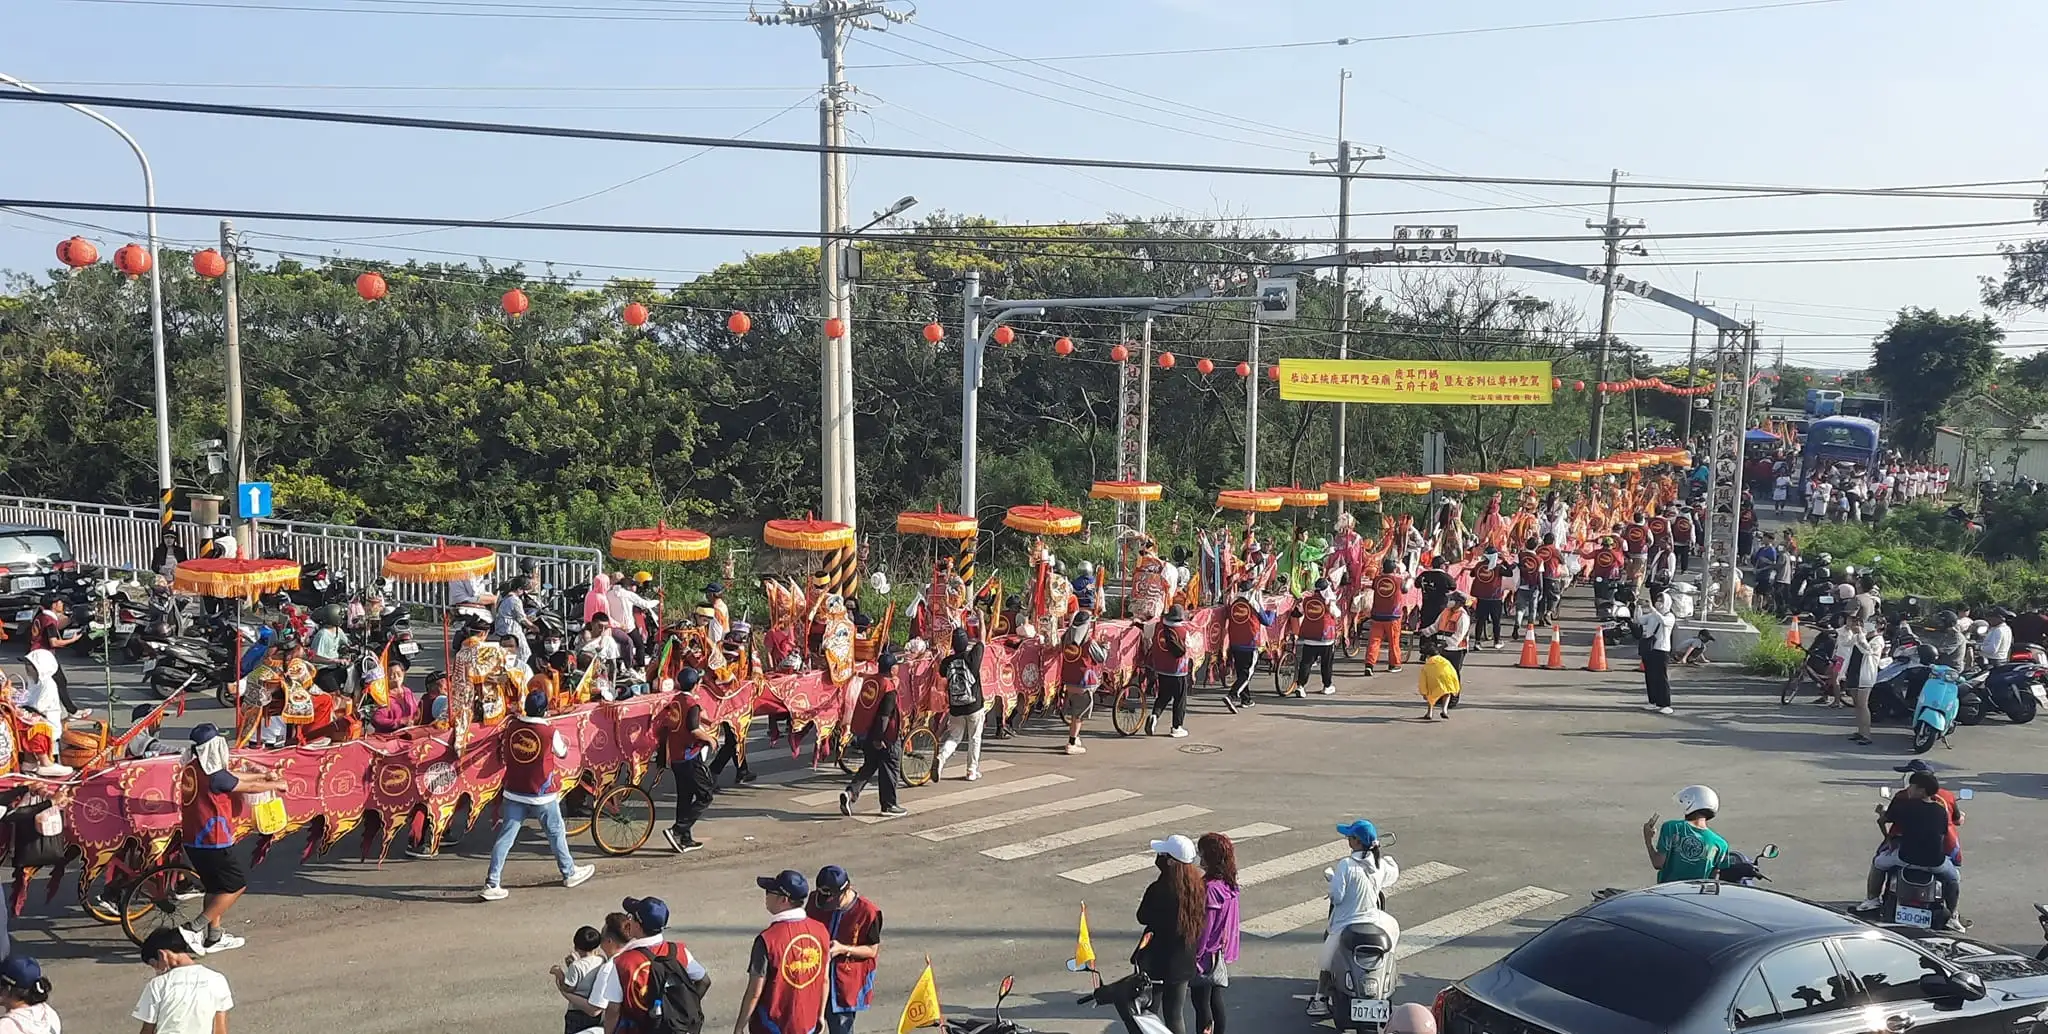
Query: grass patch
1740 608 1804 677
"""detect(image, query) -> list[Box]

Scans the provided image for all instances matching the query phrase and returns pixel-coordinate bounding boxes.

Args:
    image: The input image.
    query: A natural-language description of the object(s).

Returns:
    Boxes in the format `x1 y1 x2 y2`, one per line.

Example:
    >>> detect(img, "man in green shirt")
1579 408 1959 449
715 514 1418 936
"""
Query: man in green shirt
1643 784 1729 883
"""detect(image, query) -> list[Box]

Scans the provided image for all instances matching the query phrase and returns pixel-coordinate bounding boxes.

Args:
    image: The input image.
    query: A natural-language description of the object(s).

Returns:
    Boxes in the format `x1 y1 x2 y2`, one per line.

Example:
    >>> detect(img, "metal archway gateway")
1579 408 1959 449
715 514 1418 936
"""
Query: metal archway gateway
1272 248 1758 617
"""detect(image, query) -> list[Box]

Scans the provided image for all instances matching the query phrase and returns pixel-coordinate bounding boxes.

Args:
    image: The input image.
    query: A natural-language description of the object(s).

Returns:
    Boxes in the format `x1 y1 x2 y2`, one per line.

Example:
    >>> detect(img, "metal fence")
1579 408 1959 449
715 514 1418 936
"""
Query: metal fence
0 494 602 613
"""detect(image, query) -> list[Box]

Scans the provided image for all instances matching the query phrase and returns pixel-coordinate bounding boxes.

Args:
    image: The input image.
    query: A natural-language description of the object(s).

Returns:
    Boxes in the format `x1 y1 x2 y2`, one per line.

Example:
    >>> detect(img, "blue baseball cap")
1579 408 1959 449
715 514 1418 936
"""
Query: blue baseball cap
1335 819 1379 844
815 865 850 892
757 869 809 900
0 955 41 990
622 896 669 933
188 723 220 744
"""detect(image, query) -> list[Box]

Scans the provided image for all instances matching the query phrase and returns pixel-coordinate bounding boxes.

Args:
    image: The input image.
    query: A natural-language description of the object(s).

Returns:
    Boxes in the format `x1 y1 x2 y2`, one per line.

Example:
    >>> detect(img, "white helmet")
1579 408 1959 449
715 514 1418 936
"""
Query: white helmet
1675 785 1720 818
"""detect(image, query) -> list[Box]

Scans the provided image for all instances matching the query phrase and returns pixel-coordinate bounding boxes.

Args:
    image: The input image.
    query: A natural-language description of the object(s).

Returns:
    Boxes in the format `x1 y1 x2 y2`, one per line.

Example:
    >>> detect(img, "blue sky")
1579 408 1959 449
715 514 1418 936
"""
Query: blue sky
4 0 2047 366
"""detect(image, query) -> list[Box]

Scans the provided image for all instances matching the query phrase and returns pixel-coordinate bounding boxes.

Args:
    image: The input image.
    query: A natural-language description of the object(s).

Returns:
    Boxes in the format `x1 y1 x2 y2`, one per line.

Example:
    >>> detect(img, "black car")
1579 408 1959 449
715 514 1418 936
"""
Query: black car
1438 882 2048 1034
0 525 77 619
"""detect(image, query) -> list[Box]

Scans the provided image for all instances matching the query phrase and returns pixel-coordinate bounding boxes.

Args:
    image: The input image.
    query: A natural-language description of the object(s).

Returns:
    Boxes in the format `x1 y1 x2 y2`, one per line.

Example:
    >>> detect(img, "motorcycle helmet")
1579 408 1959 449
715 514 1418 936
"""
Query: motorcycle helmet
313 603 347 627
273 631 302 652
1916 642 1938 665
1935 608 1958 630
1817 552 1834 567
1674 785 1720 819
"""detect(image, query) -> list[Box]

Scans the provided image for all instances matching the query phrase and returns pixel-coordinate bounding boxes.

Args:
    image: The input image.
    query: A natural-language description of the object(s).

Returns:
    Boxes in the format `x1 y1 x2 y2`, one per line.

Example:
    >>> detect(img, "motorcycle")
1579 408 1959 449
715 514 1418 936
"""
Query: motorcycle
1868 651 1934 725
938 975 1039 1034
1594 843 1779 900
1958 650 2044 727
1324 831 1402 1033
1908 664 1961 754
1072 966 1173 1034
1600 585 1639 647
1873 786 1974 928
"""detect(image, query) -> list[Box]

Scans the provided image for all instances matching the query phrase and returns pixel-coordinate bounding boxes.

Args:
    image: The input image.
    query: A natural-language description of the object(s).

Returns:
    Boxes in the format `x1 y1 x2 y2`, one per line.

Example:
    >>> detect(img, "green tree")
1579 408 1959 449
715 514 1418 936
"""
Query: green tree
1865 308 2002 455
1983 184 2048 313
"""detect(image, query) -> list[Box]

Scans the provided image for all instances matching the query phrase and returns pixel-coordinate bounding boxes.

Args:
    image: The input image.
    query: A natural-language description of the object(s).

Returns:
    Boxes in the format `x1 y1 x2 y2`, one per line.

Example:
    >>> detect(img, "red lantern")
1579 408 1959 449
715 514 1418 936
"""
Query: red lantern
1551 377 1562 390
922 322 943 343
1054 337 1074 356
993 325 1016 346
1197 358 1215 376
1158 351 1176 370
113 243 152 278
824 317 846 339
727 311 752 336
622 302 649 327
356 271 387 301
56 236 98 268
1574 380 1586 391
192 249 226 279
1110 343 1130 362
1267 365 1280 381
501 288 529 316
1236 362 1251 378
1990 383 2000 392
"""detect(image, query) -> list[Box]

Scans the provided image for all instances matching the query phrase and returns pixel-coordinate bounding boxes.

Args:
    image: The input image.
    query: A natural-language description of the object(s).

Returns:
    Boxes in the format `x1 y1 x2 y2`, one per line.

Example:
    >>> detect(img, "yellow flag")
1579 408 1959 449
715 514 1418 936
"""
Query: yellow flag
1073 903 1096 969
572 654 598 701
898 957 942 1033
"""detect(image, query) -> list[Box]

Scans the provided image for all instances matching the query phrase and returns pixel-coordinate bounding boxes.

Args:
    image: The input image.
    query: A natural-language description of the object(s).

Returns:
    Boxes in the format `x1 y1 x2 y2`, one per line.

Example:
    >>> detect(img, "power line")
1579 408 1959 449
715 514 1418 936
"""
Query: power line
6 90 2044 200
51 0 744 20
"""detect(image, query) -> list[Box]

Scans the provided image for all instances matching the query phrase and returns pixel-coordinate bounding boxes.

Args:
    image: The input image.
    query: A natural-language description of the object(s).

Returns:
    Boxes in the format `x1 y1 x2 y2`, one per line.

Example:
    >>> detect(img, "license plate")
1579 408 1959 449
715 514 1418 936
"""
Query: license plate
12 610 31 621
397 641 419 656
1351 999 1390 1024
1895 905 1933 928
141 659 157 674
11 576 43 591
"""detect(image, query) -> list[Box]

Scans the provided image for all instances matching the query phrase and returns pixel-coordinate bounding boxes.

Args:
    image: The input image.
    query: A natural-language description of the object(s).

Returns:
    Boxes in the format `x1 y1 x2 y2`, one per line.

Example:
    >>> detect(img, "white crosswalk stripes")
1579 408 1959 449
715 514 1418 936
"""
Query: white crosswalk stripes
785 761 1014 803
1241 861 1466 938
1059 823 1291 884
982 805 1213 861
851 773 1073 823
915 789 1141 842
1394 887 1569 961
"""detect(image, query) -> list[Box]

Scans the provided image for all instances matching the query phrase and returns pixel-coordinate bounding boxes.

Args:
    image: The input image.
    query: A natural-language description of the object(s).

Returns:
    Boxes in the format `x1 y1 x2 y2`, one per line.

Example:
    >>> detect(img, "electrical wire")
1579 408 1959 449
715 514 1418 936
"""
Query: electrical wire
50 0 745 20
7 90 2044 200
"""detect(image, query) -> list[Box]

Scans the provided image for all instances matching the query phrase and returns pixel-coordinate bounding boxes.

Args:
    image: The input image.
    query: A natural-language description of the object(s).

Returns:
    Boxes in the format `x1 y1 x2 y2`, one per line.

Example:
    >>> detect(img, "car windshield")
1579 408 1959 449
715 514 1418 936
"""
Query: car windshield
1506 917 1714 1025
0 534 67 568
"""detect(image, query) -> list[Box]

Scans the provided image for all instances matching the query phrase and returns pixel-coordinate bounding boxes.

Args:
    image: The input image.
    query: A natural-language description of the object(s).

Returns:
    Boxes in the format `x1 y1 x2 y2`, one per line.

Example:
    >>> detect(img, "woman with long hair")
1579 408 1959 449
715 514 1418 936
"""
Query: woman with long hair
1192 833 1242 1034
1137 835 1206 1034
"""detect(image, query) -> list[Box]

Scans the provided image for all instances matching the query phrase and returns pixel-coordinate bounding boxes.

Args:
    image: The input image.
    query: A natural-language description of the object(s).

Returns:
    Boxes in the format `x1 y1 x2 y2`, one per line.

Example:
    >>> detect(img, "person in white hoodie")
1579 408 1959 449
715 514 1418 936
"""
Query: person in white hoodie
1835 613 1886 745
1307 818 1400 1019
0 955 58 1034
17 651 75 778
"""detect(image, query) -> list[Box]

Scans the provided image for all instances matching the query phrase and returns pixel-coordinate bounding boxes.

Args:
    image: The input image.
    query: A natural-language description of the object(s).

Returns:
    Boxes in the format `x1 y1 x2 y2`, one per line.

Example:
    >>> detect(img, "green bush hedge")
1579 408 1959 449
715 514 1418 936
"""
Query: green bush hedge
1789 505 2048 609
1740 609 1804 677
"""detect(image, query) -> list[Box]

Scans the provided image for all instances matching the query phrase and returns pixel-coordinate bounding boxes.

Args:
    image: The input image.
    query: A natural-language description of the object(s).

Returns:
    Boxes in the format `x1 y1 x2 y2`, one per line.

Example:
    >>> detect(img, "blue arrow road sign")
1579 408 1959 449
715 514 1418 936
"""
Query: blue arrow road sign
236 481 273 519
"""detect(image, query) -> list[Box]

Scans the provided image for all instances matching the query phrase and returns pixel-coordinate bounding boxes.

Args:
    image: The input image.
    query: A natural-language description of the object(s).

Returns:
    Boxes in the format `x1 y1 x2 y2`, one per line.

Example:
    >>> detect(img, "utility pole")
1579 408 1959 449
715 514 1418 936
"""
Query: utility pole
959 270 982 518
1682 271 1708 444
1308 70 1383 485
1137 317 1153 534
753 0 912 525
1586 169 1644 457
1245 317 1261 491
220 221 251 555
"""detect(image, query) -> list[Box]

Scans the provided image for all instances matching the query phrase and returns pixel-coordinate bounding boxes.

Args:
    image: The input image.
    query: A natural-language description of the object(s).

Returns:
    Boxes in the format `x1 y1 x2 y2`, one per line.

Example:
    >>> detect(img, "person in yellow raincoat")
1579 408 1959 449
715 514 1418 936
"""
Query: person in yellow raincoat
1417 637 1461 721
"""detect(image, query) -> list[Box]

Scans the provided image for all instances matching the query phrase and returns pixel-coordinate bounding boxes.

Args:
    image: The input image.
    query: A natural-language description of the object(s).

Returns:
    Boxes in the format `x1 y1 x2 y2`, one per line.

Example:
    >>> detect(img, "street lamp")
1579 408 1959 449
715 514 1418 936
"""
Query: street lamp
855 195 918 235
1 72 174 529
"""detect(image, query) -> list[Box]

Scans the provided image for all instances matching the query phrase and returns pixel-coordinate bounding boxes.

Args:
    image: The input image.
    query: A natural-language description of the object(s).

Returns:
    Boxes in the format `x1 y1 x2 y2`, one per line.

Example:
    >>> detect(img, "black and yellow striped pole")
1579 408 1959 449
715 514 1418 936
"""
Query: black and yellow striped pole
954 533 977 587
826 542 860 601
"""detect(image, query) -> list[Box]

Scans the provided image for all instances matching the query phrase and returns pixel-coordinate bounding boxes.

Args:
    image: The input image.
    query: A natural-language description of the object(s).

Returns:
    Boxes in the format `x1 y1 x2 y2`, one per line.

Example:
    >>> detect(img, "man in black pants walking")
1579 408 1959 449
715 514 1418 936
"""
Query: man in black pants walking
656 668 717 853
1145 606 1193 737
839 650 908 817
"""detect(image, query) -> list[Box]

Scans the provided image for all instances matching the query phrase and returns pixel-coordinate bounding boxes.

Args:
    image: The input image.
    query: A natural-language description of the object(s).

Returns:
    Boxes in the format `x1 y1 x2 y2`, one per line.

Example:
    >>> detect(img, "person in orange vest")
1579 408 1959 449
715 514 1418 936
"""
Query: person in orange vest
1287 579 1342 697
805 865 883 1034
1365 560 1410 674
735 870 833 1034
1221 584 1274 710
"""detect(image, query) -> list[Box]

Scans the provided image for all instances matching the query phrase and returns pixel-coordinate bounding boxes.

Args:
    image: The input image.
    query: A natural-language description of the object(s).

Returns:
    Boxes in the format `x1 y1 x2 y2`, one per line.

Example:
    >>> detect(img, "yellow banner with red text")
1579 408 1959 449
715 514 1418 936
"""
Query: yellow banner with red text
1276 359 1554 405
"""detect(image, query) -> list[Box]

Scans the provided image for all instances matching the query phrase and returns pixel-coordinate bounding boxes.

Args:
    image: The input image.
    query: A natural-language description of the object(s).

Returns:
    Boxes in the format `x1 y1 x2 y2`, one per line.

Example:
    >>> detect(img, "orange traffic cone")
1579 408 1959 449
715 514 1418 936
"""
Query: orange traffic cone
1546 625 1566 670
1784 616 1802 648
1516 625 1542 669
1585 628 1611 672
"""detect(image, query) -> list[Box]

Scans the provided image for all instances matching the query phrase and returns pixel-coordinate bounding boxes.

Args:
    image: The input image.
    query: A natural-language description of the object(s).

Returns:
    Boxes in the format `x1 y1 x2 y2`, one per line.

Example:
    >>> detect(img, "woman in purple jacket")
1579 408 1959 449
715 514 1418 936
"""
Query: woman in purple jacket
1193 832 1242 1034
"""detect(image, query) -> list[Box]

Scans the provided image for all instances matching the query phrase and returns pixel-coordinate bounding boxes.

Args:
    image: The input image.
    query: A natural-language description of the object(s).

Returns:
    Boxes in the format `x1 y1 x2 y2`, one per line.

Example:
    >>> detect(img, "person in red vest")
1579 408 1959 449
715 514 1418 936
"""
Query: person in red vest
1469 550 1512 650
1288 579 1343 696
838 650 907 817
657 669 718 854
805 865 883 1034
1147 605 1194 736
481 691 596 900
735 870 833 1034
1058 612 1110 755
175 723 288 955
591 896 711 1034
1365 559 1410 674
1220 584 1274 711
1621 514 1652 589
1671 507 1698 573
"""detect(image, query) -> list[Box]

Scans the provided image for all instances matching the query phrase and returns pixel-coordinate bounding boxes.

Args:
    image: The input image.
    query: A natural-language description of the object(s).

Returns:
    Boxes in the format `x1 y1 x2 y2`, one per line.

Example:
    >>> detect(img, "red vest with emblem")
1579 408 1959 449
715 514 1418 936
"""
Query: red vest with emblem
1593 548 1623 578
610 940 684 1034
178 760 236 848
501 719 560 799
808 895 883 1012
1536 545 1562 577
1471 567 1505 601
849 674 899 742
1297 595 1337 641
1059 641 1101 688
1517 552 1541 583
1622 525 1650 555
661 692 703 762
1224 600 1263 648
1647 516 1670 541
1672 516 1693 542
1370 575 1404 620
1148 624 1191 675
751 917 832 1034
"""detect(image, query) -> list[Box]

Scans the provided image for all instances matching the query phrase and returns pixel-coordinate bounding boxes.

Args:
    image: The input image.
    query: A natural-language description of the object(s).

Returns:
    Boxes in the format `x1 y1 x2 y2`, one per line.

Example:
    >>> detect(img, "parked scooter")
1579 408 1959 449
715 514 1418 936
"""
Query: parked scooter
1956 650 2044 727
1868 643 1936 725
944 975 1040 1034
1908 662 1962 755
1872 785 1974 928
1070 950 1172 1034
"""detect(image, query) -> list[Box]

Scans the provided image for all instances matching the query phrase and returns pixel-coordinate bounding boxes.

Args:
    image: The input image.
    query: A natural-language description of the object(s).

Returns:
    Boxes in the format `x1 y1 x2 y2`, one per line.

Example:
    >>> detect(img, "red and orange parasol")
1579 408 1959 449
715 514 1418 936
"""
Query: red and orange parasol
1215 489 1283 513
1002 503 1083 536
609 522 713 563
1268 485 1330 508
1321 481 1382 504
381 541 498 582
764 516 856 552
1477 472 1524 491
1373 476 1433 497
1088 479 1163 504
171 556 301 601
895 509 979 540
1428 474 1480 493
1503 468 1553 489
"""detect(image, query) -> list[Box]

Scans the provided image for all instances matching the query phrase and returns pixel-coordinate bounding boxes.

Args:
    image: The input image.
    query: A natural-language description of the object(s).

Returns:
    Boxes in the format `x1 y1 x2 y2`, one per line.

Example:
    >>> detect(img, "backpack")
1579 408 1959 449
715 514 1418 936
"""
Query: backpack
944 656 980 711
640 944 711 1034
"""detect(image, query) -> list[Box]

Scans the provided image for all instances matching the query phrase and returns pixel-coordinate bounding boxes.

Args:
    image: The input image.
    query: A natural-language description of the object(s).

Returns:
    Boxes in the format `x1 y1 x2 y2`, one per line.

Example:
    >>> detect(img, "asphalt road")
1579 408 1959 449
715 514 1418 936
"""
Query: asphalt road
17 594 2048 1034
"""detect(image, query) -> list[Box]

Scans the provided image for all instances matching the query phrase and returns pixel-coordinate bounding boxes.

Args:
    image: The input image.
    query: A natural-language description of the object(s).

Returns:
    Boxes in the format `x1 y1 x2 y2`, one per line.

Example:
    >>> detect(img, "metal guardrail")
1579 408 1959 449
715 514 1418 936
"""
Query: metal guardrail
0 494 603 613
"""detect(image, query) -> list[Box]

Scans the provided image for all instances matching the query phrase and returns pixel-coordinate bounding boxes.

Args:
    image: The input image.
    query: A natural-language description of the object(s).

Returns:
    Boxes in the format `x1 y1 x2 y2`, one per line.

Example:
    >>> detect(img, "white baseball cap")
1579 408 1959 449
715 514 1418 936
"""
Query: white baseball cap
1148 834 1197 865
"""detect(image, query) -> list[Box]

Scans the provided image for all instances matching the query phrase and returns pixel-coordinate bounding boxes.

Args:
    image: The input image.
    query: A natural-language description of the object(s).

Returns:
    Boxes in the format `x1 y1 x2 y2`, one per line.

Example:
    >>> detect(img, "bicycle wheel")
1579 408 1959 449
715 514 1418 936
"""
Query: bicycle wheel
1339 620 1361 660
592 784 655 856
1111 678 1150 736
902 725 939 786
119 862 205 947
835 733 859 776
561 785 596 839
1780 669 1804 706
